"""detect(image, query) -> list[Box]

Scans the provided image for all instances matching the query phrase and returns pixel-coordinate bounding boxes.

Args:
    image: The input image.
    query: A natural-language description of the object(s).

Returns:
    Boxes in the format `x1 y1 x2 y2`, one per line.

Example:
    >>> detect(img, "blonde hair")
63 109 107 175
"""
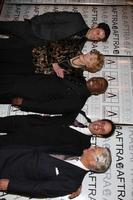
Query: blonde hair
86 49 104 73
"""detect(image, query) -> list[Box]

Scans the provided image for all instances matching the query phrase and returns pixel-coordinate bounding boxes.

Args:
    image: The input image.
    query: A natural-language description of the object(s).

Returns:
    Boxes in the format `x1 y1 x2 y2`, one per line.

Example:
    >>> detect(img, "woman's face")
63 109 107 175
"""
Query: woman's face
78 53 98 70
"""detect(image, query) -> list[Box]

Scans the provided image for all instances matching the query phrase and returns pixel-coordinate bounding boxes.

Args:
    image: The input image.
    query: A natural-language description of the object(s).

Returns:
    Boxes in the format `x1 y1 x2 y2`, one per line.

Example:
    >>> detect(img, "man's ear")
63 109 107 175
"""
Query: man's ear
97 134 102 138
94 93 99 96
91 24 98 29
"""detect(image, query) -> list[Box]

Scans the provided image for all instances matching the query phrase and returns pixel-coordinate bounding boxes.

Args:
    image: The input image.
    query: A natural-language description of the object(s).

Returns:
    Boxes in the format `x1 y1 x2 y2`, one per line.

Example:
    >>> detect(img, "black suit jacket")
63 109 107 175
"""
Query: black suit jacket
0 115 92 156
0 74 90 118
0 146 87 198
30 11 89 41
0 12 88 48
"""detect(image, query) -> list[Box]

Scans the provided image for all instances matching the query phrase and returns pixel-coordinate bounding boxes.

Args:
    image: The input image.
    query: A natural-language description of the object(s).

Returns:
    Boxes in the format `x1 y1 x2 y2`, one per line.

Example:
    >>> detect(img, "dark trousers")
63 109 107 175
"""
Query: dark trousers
0 20 47 48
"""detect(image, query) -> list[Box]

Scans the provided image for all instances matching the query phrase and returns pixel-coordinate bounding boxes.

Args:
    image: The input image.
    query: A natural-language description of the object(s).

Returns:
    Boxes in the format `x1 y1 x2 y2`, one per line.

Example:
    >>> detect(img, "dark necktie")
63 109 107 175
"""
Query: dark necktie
73 119 88 128
72 110 91 128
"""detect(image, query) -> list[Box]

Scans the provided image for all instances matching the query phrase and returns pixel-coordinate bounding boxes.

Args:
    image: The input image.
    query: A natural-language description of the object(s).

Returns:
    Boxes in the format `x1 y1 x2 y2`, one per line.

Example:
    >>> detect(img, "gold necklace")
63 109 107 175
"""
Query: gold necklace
70 57 83 69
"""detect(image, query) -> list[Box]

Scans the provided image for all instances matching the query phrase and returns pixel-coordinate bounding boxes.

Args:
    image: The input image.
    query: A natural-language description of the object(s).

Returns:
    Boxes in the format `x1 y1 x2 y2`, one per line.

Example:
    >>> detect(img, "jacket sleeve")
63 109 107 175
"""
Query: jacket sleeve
7 179 80 198
30 11 87 41
20 98 84 114
30 11 80 23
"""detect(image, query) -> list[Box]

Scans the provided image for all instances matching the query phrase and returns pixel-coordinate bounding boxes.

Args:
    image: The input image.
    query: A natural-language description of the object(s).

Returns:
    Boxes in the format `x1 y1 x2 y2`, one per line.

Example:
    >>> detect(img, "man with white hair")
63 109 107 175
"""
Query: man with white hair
0 145 111 198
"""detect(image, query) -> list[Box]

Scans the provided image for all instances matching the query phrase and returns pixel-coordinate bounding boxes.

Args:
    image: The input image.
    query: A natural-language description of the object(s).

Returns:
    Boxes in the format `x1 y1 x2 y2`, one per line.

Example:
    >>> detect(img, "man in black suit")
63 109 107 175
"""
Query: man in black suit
0 114 115 156
0 12 111 48
0 75 108 120
0 145 111 198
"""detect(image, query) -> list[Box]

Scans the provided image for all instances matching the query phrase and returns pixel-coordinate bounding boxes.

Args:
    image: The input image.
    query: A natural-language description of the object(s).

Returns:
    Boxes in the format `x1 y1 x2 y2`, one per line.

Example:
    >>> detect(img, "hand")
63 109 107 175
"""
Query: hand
12 97 23 106
52 63 64 78
68 186 82 199
0 179 9 191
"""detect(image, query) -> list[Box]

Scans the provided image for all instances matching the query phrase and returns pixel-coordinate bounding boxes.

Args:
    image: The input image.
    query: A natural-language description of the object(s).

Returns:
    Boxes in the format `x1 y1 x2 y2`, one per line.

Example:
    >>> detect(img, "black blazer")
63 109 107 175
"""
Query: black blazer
0 146 87 198
0 115 92 156
0 12 88 48
30 11 89 41
0 74 90 117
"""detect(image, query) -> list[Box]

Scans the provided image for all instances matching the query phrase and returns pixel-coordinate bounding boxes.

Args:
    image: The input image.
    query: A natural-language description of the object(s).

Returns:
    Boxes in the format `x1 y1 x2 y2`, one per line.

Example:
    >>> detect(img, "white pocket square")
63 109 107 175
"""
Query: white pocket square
55 167 59 175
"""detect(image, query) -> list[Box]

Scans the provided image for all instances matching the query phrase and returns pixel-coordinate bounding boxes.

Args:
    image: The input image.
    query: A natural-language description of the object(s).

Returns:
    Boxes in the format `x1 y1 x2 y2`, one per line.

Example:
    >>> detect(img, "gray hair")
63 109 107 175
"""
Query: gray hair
94 147 112 173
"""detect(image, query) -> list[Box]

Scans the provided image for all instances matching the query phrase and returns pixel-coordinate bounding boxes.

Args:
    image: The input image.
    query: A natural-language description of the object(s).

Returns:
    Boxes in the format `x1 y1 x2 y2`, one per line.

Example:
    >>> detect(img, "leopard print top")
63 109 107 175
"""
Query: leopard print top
32 39 81 75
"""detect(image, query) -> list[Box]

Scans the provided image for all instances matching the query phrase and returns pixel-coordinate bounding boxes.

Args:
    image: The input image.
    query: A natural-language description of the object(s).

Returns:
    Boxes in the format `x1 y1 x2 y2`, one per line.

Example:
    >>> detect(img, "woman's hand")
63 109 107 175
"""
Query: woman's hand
52 63 64 78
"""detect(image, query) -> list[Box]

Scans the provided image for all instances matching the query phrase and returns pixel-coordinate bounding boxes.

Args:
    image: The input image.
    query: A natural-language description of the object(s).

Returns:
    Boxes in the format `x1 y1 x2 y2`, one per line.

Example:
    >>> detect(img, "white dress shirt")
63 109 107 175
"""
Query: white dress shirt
69 124 92 135
66 158 89 171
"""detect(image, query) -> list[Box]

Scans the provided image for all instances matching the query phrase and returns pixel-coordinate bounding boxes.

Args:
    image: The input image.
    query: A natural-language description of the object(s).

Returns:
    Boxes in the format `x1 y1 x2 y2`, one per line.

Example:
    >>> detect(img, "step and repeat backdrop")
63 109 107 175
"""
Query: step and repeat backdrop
5 0 133 5
0 1 133 200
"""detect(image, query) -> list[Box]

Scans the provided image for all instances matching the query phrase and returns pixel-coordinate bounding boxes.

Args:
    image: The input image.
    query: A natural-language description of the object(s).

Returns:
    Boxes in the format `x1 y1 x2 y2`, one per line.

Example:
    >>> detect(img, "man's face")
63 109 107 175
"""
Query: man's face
82 146 104 166
87 77 107 95
87 27 105 41
88 120 112 136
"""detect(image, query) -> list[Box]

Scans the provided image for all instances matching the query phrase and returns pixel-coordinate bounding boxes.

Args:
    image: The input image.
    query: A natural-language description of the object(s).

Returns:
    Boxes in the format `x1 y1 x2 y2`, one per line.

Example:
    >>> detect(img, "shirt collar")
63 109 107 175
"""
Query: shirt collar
66 158 89 171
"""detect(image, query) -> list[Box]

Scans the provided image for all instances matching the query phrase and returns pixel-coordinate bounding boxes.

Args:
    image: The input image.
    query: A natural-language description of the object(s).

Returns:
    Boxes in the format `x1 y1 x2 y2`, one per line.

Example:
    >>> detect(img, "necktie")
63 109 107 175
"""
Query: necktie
79 110 91 123
73 119 88 128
